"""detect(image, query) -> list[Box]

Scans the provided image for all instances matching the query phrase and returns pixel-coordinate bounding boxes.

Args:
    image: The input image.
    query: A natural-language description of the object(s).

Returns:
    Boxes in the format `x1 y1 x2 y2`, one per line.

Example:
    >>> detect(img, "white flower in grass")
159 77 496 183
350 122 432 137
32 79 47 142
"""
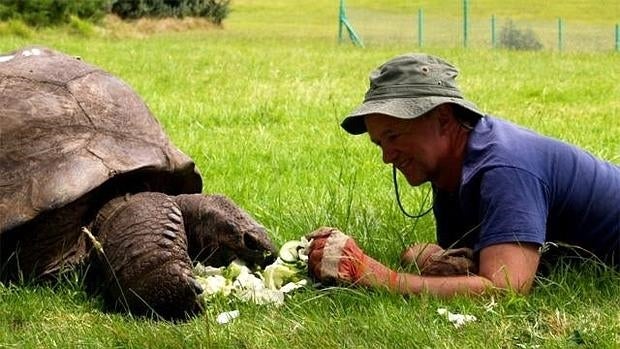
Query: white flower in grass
216 310 239 325
437 308 477 328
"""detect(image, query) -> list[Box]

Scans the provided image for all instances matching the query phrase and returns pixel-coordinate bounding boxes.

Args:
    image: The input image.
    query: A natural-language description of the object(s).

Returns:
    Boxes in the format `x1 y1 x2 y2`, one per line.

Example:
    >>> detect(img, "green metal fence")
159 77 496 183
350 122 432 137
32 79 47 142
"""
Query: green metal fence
341 1 619 52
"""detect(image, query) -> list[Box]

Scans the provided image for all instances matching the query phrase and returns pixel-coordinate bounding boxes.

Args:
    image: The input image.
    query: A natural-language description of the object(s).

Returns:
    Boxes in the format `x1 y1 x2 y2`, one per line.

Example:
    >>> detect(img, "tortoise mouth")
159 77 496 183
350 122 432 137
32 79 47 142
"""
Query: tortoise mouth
235 250 277 268
242 233 277 267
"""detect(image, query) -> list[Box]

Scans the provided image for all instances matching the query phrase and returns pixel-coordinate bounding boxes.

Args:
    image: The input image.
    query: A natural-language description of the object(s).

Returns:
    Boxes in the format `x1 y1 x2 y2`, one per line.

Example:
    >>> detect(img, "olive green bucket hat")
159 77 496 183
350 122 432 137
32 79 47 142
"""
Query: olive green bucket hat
341 53 484 135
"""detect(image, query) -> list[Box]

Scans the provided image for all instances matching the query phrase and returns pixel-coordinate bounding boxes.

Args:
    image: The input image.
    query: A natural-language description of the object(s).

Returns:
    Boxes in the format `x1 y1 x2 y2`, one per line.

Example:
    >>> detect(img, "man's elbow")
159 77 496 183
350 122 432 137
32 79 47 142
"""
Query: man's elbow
489 276 535 295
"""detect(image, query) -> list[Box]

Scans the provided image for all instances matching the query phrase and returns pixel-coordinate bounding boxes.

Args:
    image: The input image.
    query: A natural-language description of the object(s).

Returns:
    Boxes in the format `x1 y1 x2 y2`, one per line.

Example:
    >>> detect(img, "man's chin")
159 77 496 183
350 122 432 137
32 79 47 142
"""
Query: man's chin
404 176 427 187
397 167 428 186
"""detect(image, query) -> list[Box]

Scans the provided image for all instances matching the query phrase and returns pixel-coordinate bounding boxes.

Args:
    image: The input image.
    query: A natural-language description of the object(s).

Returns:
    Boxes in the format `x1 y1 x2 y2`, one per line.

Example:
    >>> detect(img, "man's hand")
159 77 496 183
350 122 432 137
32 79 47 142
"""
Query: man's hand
306 227 369 284
400 243 478 276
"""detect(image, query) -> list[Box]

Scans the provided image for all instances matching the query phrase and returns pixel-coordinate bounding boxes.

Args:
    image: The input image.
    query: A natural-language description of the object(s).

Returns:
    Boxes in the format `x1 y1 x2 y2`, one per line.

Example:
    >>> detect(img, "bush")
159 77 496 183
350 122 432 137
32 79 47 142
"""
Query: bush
0 19 35 38
0 0 112 27
70 1 113 22
68 15 96 37
111 0 230 24
499 20 543 51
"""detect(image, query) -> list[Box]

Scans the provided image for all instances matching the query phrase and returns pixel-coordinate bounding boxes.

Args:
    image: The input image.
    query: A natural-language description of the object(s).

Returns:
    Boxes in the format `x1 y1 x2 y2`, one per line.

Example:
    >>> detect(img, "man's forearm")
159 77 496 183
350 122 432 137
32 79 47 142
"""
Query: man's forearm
394 272 493 297
357 256 493 297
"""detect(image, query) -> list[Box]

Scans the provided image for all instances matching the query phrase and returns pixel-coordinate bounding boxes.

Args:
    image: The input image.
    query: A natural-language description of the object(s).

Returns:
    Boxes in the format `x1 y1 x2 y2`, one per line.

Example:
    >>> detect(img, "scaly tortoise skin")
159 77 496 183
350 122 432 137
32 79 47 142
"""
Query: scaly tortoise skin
0 46 276 320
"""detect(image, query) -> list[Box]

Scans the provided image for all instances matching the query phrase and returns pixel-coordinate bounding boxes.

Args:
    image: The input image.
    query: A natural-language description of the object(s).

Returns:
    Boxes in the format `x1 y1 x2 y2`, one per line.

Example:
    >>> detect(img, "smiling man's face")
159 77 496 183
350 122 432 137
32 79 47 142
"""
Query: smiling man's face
365 111 446 187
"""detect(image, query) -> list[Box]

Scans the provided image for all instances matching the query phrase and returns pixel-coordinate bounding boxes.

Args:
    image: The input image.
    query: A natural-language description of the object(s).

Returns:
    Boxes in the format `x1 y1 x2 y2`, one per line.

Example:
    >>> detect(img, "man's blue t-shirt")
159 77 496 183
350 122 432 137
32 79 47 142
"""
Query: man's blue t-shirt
434 116 620 264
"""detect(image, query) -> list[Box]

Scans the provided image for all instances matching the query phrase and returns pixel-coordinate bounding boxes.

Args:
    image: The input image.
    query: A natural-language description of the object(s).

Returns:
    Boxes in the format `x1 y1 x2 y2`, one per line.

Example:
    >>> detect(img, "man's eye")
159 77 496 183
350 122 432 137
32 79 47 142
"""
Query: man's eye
386 133 399 142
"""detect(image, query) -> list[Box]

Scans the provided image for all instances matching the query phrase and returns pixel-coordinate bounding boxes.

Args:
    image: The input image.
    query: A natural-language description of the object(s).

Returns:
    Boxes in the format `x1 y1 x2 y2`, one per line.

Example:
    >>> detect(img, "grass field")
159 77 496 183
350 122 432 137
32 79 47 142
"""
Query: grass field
1 0 619 348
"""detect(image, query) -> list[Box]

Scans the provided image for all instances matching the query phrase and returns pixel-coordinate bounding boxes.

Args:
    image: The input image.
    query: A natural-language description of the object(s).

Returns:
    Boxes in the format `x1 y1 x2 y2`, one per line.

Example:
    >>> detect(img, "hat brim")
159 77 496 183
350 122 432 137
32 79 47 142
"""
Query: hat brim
341 96 484 135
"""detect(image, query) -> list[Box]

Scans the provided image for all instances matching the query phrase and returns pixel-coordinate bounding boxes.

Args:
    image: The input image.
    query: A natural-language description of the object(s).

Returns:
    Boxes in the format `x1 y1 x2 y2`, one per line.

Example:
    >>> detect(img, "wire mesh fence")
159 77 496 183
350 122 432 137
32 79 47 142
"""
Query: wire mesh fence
344 4 619 52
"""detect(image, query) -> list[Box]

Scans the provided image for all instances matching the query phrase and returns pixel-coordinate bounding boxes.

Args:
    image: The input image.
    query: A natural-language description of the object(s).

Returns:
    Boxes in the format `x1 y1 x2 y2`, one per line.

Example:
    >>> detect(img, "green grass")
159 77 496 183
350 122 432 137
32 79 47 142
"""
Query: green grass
1 0 619 347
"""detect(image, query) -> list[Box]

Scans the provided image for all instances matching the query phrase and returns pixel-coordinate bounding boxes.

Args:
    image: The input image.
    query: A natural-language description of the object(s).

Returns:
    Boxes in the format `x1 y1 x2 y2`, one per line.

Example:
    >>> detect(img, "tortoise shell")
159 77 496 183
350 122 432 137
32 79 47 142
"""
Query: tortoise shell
0 46 202 274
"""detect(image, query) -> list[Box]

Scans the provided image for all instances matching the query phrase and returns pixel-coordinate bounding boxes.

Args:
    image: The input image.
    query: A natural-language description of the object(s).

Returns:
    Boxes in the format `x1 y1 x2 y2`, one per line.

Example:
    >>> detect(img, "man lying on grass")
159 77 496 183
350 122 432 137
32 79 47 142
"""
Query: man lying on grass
307 53 620 296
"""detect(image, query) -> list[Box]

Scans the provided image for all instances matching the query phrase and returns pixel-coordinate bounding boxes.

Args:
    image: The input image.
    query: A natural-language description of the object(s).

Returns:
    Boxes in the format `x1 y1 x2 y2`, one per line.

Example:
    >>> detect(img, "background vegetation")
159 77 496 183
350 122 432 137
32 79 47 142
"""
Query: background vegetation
0 0 109 26
111 0 229 23
0 0 229 27
0 0 619 347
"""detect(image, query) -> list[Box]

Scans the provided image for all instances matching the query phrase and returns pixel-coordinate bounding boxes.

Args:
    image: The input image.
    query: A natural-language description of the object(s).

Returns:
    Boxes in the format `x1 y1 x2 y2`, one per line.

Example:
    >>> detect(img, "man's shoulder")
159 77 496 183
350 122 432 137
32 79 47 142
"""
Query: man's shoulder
463 115 590 184
471 115 549 151
463 116 543 182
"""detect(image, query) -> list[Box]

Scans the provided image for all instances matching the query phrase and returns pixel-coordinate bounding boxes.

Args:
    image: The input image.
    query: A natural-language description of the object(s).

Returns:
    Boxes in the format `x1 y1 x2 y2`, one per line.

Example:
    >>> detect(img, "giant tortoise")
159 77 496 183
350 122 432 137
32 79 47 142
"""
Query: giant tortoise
0 46 277 320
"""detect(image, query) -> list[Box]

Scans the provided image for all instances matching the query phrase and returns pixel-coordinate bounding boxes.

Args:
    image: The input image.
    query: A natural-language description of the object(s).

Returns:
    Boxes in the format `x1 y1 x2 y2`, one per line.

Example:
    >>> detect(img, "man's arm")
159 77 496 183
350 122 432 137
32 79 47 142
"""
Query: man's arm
308 228 541 296
356 243 540 296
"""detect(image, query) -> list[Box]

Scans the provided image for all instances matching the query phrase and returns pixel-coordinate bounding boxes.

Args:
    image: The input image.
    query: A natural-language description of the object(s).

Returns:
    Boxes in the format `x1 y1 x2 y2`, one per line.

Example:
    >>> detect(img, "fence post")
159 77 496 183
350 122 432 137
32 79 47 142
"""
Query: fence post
338 0 364 47
491 15 496 48
418 8 424 48
463 0 469 47
338 0 344 43
616 23 620 52
557 17 564 51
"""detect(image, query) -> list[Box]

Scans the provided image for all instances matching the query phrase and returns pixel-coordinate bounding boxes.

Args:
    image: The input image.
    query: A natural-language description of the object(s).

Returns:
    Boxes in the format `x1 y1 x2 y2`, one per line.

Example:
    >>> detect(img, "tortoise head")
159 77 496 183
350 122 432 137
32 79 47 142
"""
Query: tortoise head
174 194 277 268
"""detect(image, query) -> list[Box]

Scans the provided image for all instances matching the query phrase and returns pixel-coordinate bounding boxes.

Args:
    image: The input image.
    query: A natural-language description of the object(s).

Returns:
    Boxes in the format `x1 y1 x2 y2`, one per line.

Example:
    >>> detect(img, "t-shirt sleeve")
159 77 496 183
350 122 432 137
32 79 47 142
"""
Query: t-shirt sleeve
474 167 550 251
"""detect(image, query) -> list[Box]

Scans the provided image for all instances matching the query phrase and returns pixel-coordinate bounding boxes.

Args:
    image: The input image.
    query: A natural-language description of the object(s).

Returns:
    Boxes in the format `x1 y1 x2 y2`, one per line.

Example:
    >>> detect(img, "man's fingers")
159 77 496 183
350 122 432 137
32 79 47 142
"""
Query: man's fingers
441 247 474 259
308 238 327 278
309 250 324 278
422 255 477 276
306 226 339 240
309 235 328 251
400 243 444 267
306 227 364 283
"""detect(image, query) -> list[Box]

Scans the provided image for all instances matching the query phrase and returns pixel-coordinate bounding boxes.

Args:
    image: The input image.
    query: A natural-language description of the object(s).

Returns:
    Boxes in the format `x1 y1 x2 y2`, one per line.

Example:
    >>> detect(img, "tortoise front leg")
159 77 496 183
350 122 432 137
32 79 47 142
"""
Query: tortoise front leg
88 192 203 320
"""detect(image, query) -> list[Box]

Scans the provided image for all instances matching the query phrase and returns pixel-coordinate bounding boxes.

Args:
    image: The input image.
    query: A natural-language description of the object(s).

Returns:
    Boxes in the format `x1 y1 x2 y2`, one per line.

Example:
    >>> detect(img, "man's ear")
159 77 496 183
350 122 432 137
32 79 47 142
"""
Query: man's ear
434 104 455 133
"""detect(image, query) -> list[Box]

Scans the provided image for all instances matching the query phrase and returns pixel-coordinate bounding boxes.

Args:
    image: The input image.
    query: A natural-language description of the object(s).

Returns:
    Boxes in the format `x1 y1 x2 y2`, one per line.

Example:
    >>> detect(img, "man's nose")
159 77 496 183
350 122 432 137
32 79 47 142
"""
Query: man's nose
381 146 397 164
